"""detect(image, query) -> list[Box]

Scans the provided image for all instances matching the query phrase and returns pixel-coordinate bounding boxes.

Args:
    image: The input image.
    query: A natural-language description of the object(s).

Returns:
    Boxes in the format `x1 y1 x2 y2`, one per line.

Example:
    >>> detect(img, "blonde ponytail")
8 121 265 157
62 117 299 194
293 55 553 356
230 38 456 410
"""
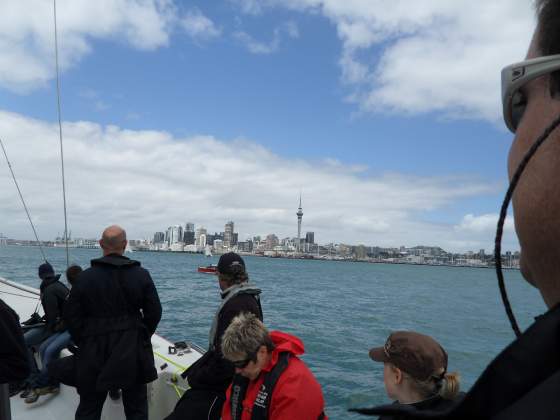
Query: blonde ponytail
438 371 461 400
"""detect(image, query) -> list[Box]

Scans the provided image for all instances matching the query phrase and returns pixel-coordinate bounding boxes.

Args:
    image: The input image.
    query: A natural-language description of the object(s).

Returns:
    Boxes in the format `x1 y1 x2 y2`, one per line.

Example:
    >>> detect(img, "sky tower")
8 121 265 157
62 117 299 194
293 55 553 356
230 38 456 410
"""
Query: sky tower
297 194 303 252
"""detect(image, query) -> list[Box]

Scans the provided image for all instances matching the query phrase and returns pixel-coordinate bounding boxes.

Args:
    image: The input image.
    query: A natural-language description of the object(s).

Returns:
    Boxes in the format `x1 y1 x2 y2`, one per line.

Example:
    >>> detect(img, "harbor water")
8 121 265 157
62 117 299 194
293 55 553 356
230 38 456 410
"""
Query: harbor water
0 245 545 418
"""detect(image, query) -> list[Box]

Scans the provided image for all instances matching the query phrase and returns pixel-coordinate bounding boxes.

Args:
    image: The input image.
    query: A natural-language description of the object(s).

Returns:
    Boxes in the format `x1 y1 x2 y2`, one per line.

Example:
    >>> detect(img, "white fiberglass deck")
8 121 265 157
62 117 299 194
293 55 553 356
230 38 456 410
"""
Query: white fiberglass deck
0 277 202 420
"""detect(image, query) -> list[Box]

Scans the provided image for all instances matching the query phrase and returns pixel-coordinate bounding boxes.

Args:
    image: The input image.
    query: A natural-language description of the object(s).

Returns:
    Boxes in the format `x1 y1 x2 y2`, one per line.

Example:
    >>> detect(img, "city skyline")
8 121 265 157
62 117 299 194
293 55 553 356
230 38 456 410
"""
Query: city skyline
0 191 521 254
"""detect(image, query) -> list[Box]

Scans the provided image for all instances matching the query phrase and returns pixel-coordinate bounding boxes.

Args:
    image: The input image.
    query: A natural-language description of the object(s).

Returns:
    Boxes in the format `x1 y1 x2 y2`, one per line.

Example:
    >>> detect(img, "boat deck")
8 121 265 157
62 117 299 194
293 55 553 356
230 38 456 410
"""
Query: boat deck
0 277 202 420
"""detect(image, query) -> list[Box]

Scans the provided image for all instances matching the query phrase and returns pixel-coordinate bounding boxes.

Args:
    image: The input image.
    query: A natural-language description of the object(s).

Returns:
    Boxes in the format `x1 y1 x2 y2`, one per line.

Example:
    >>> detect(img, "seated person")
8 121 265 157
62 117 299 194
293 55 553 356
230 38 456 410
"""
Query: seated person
356 331 462 418
21 262 70 402
221 312 327 420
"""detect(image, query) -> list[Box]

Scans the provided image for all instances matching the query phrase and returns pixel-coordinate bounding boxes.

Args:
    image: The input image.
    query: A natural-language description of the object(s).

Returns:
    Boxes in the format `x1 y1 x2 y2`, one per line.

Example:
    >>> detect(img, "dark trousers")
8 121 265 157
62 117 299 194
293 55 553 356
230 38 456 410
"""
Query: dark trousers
164 388 225 420
75 383 148 420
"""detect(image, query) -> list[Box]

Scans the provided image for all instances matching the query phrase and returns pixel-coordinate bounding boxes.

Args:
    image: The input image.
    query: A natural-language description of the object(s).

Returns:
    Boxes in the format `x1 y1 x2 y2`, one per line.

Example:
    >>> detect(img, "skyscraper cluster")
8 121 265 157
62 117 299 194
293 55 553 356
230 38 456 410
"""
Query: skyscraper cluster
151 221 239 252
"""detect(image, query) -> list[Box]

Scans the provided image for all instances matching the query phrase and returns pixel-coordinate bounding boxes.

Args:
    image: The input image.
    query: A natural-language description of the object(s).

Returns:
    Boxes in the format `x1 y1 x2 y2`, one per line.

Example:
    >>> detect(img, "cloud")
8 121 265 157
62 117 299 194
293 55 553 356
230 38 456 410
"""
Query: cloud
234 21 299 54
455 213 514 234
231 0 535 121
181 8 221 41
0 109 512 252
452 213 518 252
229 0 266 15
78 88 111 112
0 0 178 92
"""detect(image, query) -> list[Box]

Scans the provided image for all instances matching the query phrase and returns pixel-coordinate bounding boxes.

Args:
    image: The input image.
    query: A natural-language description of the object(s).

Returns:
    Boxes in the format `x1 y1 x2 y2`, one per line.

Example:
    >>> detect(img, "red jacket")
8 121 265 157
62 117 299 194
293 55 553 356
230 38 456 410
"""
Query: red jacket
222 330 327 420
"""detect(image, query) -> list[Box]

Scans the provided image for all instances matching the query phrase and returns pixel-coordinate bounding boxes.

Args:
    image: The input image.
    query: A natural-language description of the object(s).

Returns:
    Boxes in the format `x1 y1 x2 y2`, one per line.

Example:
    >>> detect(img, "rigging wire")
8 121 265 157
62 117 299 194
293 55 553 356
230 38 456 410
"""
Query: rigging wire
0 290 41 301
53 0 70 268
0 138 47 262
494 113 560 338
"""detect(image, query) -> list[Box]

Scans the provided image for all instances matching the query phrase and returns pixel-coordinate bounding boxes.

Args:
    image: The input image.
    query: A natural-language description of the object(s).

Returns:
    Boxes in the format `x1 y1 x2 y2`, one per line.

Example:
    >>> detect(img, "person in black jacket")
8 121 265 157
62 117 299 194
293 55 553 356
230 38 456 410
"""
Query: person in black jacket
20 262 67 398
351 2 560 419
64 225 162 420
165 252 263 420
23 262 70 403
0 298 29 397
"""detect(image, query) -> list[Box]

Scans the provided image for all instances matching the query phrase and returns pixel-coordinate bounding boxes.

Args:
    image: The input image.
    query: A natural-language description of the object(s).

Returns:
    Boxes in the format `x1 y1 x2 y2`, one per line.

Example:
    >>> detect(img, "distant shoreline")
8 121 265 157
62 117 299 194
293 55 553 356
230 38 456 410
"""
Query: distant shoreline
0 244 520 271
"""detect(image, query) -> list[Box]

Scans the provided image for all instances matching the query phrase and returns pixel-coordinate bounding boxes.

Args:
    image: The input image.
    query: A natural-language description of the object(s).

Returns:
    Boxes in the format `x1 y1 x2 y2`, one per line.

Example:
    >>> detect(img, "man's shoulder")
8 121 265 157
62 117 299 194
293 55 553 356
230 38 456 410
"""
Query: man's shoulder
222 293 260 314
43 279 67 294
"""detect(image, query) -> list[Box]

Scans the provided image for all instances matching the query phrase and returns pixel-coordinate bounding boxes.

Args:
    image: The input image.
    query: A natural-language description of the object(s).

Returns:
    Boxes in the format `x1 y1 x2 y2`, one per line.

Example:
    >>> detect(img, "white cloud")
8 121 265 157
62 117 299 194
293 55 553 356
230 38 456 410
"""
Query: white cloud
232 0 535 121
456 213 514 234
453 213 518 252
229 0 266 15
78 88 111 112
234 21 299 54
0 0 177 92
0 109 512 252
181 8 221 41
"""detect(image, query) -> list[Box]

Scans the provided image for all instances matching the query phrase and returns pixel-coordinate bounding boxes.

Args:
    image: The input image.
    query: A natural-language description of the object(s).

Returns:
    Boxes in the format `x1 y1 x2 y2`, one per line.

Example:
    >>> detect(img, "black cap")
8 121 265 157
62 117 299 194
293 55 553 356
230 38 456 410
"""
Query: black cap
38 262 55 280
217 252 245 275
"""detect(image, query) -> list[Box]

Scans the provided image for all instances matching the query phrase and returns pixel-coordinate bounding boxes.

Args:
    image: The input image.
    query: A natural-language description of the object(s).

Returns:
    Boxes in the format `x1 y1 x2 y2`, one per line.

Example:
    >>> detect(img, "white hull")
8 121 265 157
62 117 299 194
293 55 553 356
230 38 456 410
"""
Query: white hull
0 277 202 420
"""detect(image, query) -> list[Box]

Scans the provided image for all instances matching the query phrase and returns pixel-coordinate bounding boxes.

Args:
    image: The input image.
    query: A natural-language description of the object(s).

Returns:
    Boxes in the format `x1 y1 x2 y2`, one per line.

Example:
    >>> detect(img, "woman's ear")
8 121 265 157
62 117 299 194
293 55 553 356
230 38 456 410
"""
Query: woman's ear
393 366 403 385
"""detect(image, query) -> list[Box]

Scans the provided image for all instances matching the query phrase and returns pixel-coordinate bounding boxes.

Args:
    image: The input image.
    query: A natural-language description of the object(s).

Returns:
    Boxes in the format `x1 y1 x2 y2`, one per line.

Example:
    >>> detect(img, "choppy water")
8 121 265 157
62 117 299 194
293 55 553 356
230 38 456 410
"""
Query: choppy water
0 245 546 418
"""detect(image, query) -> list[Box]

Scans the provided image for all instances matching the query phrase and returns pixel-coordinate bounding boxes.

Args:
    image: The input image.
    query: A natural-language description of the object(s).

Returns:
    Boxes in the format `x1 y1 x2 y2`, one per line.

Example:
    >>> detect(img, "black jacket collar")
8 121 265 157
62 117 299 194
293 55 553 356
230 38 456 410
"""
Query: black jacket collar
91 254 140 268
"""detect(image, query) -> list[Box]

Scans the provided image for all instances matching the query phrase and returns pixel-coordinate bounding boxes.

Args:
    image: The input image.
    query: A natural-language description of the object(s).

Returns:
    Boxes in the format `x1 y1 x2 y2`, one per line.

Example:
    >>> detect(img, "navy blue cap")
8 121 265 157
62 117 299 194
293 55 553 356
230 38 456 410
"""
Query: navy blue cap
38 262 55 279
217 252 245 275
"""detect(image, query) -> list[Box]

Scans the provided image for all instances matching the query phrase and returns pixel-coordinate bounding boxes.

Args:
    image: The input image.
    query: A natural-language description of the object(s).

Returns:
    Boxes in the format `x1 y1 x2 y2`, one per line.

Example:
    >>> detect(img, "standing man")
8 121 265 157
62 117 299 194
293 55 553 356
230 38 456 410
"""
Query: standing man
165 252 263 420
64 225 162 420
351 1 560 418
0 298 29 413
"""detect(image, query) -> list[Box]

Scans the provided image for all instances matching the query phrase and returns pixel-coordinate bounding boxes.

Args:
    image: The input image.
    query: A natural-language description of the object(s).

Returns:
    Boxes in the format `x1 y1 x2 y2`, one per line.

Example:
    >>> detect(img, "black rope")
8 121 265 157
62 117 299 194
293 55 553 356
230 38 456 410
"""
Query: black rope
0 138 47 262
53 0 70 269
495 113 560 338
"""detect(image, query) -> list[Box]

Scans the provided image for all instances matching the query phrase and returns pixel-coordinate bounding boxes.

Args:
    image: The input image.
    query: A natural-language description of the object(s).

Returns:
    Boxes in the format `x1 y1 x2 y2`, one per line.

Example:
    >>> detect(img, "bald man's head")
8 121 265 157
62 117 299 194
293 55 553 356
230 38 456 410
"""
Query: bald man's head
100 225 127 256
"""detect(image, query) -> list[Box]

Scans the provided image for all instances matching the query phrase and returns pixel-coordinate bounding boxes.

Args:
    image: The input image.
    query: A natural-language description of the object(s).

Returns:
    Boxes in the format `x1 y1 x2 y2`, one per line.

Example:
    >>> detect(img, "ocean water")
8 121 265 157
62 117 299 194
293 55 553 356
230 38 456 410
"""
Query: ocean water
0 245 546 418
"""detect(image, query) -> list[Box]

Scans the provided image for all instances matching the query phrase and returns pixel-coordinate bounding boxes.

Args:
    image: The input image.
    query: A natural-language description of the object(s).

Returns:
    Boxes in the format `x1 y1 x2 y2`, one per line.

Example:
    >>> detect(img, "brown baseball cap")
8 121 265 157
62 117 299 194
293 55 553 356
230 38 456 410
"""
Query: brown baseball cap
369 331 448 381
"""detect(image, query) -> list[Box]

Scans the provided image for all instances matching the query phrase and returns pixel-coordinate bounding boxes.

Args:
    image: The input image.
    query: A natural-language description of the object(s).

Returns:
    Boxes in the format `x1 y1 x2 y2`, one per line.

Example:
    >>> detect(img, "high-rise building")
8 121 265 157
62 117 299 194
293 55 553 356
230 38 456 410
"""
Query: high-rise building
265 234 279 250
305 232 314 244
224 221 234 247
213 239 224 252
183 222 195 245
153 232 165 244
195 227 207 247
167 225 183 245
198 233 207 248
183 231 195 245
206 232 223 246
238 239 253 253
296 194 303 252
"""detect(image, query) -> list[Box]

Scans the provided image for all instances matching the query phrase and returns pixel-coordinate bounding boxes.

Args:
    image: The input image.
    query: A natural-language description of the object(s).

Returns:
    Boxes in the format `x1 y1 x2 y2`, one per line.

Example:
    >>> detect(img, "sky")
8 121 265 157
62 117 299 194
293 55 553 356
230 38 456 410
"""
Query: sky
0 0 536 252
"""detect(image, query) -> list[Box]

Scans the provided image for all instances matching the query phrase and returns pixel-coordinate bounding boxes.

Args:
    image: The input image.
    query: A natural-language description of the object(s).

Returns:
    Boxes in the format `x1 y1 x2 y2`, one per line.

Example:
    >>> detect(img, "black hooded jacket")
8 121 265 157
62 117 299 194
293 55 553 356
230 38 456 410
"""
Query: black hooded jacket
64 254 162 392
186 288 263 391
350 304 560 420
0 298 29 383
40 274 69 332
